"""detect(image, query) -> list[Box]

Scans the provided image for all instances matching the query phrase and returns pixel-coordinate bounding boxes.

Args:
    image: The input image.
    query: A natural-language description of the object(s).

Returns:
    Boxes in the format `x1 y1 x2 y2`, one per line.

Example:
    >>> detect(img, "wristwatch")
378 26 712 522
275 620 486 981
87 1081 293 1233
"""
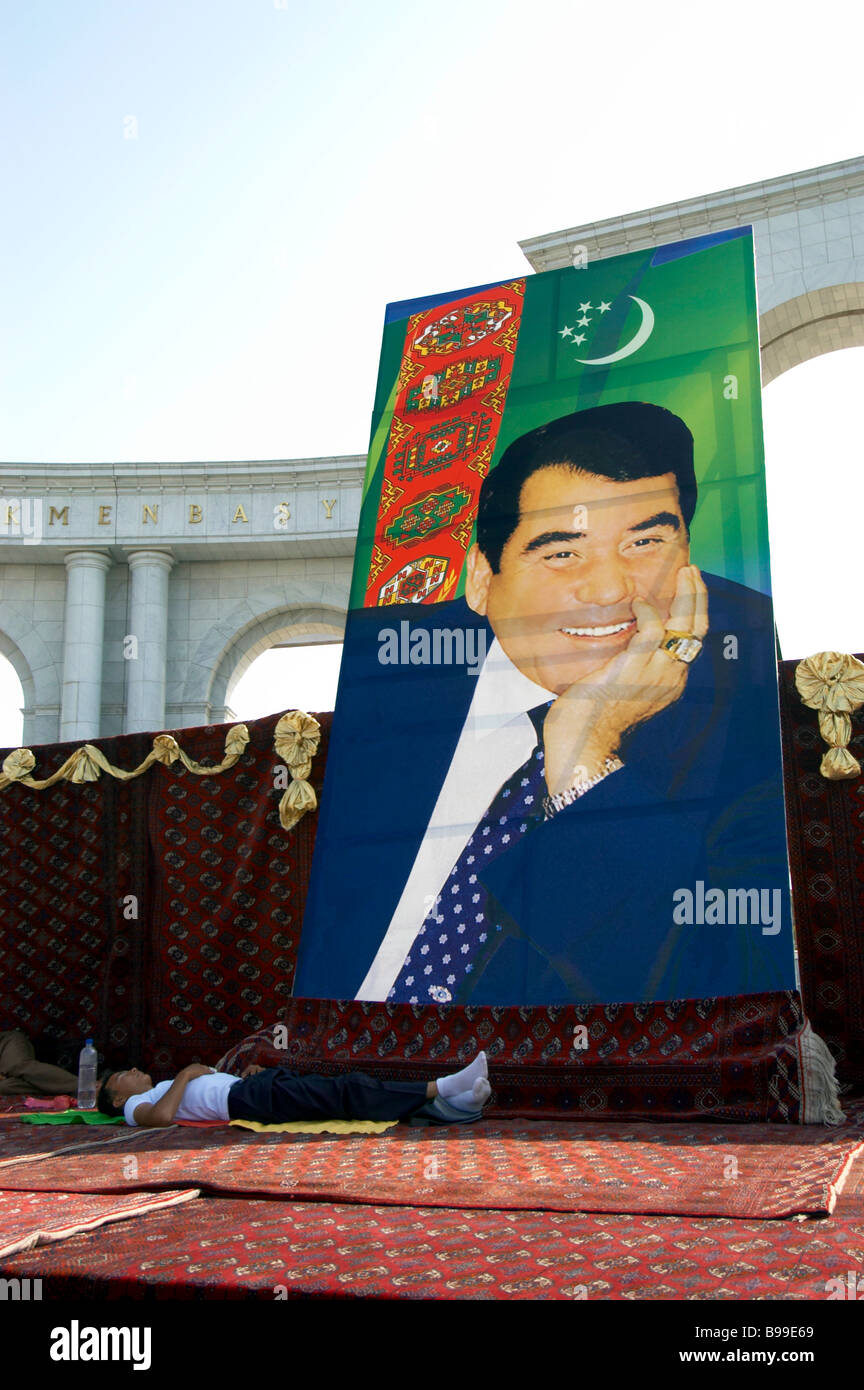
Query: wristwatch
542 756 624 818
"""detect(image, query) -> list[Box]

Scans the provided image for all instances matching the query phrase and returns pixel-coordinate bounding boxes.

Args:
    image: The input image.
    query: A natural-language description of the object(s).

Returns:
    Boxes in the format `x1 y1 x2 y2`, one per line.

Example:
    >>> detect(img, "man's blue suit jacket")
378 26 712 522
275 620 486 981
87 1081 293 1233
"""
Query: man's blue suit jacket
294 573 794 1006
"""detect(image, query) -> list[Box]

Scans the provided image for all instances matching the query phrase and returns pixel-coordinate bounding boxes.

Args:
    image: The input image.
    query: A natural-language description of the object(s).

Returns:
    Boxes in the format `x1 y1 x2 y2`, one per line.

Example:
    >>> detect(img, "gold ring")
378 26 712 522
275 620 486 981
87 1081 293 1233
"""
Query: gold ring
661 632 703 664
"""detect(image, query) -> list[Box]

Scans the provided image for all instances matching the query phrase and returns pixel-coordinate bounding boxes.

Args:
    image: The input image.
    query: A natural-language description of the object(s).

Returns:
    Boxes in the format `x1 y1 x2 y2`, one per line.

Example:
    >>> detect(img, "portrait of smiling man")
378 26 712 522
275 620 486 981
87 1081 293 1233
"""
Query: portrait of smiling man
294 401 792 1008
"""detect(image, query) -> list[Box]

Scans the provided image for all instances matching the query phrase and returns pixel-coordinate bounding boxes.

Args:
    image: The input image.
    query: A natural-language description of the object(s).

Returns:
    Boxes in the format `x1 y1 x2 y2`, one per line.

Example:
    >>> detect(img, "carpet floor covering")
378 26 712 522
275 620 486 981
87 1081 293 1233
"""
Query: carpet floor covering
1 1110 863 1219
0 1186 199 1258
2 1196 863 1300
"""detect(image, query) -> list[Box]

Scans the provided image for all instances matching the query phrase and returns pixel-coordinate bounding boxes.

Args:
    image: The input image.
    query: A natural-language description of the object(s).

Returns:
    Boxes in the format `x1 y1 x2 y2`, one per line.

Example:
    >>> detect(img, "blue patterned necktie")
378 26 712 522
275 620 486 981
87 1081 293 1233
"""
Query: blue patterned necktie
388 703 551 1004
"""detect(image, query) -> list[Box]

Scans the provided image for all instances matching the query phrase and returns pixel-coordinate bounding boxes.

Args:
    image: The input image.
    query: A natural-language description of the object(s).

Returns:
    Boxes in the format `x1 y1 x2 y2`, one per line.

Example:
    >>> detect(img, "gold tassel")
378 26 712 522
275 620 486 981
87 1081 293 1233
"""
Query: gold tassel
795 652 864 780
274 711 321 830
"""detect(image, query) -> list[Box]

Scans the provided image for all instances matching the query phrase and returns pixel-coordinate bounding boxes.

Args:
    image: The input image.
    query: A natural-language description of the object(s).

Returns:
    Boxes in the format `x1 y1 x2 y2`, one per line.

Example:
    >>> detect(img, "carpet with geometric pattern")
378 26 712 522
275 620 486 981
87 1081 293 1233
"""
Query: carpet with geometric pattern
2 1197 863 1300
1 1110 863 1218
0 1185 199 1258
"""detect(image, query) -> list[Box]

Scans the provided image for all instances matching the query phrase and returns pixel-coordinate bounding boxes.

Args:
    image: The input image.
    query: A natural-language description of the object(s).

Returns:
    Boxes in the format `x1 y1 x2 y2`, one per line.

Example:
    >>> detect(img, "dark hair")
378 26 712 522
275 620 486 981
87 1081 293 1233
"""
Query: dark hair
476 401 698 573
97 1072 124 1117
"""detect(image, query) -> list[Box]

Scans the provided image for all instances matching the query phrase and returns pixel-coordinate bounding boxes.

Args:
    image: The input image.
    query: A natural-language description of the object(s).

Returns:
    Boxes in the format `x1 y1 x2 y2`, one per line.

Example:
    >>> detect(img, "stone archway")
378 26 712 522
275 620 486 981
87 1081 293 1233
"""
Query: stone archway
175 581 348 727
0 609 62 747
219 606 345 717
760 283 864 386
0 648 26 749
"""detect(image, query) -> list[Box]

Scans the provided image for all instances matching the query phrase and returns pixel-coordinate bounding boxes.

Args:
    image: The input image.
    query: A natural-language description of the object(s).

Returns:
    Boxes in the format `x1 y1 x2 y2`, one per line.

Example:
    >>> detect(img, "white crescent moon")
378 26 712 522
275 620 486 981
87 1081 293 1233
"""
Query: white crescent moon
575 296 655 365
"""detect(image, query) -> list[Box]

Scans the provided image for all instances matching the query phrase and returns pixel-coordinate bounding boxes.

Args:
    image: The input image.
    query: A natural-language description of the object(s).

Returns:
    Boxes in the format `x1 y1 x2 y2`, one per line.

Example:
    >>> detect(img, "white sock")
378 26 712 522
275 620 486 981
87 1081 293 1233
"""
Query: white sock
445 1078 491 1113
436 1052 487 1101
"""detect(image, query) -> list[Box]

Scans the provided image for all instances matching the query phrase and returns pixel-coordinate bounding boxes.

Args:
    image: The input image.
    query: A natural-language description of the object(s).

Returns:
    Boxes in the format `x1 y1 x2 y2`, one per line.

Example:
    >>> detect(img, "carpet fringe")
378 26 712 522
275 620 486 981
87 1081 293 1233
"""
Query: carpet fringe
799 1021 845 1125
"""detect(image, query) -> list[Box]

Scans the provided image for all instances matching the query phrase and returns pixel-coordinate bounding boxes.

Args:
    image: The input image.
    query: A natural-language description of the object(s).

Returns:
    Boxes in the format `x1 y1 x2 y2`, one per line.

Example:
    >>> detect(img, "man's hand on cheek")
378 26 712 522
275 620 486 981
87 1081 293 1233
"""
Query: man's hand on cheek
542 565 709 797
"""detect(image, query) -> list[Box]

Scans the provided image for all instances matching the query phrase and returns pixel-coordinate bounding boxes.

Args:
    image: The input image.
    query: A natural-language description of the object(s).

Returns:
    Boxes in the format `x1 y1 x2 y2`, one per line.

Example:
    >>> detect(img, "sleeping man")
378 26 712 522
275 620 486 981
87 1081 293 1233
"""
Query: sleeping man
98 1052 491 1128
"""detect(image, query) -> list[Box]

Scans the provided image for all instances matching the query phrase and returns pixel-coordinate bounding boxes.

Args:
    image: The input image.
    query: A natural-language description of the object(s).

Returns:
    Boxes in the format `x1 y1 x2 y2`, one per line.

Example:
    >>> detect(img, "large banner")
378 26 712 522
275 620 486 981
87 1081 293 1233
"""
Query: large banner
295 229 796 1007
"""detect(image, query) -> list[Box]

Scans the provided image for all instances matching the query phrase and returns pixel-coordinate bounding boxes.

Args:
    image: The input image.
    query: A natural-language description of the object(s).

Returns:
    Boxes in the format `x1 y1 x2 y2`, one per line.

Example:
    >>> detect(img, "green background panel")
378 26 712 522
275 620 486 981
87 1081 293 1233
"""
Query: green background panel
352 231 769 609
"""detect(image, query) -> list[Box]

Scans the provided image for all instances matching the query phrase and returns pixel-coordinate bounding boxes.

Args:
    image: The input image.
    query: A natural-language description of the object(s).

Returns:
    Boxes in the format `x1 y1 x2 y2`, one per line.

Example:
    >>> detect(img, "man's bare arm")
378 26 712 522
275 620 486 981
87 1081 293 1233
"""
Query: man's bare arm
130 1063 214 1127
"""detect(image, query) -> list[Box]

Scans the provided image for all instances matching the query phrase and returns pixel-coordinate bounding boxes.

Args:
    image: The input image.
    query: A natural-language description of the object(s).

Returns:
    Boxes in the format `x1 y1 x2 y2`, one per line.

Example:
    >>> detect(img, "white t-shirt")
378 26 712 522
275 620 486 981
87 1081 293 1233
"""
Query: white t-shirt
124 1070 242 1126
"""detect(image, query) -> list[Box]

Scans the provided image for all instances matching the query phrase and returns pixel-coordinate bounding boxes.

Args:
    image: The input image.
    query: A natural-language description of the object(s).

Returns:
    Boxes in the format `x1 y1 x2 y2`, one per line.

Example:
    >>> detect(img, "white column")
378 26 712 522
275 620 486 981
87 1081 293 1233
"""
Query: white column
125 549 175 734
59 550 112 742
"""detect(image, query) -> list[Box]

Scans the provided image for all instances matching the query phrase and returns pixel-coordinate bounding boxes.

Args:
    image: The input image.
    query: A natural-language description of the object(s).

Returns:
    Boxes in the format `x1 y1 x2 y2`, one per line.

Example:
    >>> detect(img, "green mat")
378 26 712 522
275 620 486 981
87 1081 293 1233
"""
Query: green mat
19 1110 125 1125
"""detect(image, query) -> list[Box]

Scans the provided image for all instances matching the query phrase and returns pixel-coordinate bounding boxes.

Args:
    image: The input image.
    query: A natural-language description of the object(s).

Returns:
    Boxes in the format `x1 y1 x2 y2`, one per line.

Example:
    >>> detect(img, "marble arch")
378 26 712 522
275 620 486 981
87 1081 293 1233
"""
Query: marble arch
177 591 347 727
759 283 864 385
0 607 61 737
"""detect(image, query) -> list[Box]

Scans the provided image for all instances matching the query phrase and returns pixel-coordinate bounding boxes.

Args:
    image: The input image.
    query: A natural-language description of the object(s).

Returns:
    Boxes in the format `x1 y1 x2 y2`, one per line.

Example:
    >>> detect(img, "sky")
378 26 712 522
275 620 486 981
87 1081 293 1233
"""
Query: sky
1 0 863 744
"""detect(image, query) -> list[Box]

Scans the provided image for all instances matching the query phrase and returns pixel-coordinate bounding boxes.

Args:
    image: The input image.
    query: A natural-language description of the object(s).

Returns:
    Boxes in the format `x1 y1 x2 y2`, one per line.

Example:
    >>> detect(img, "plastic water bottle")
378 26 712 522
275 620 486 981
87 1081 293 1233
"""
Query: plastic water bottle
77 1039 98 1110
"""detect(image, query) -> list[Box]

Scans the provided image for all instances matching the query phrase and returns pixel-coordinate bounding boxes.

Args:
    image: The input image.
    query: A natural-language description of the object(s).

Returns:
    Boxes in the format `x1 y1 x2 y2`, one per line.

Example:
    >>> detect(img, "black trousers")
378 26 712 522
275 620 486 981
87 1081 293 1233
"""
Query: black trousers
226 1067 429 1124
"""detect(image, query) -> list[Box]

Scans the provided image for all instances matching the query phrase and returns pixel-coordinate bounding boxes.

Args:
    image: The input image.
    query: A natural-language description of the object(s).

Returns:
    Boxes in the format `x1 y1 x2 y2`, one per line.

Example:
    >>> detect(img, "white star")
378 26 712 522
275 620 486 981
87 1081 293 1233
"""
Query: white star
447 975 456 985
598 300 612 313
572 334 586 345
406 975 414 985
479 933 487 943
424 965 432 974
461 944 470 954
577 315 591 328
439 934 448 944
578 301 593 312
558 325 574 339
443 954 451 964
420 944 429 955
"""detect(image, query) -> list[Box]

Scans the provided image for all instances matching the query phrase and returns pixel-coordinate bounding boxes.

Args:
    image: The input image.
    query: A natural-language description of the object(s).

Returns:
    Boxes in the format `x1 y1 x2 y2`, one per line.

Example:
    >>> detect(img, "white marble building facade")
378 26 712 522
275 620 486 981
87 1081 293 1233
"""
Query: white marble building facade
0 459 363 744
2 155 863 747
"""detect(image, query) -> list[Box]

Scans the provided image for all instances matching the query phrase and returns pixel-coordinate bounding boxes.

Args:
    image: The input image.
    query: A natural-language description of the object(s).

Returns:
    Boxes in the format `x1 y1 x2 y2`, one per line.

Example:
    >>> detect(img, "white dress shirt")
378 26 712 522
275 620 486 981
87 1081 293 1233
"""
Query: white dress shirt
356 639 557 1000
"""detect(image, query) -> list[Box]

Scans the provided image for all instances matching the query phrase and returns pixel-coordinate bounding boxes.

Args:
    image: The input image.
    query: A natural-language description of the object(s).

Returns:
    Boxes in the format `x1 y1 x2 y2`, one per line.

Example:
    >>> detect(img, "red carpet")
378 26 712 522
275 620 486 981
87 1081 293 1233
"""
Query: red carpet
0 1186 199 1258
2 1196 863 1300
1 1112 862 1218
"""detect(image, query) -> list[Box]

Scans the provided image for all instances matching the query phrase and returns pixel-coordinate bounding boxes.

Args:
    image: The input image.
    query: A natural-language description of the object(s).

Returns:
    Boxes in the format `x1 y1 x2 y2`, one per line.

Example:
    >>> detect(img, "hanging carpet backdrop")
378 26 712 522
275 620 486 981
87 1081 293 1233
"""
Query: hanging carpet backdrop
0 668 862 1118
779 654 864 1090
0 711 319 1078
